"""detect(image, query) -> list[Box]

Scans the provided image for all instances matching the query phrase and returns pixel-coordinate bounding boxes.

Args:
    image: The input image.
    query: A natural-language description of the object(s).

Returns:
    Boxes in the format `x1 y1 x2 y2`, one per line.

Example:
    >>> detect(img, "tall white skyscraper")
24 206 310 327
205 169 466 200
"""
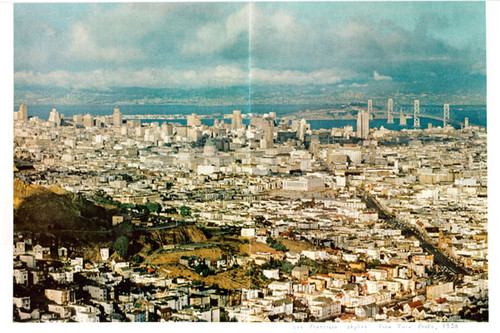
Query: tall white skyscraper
231 110 243 130
298 118 309 142
113 107 122 127
400 108 406 126
18 104 28 121
48 108 61 126
357 110 370 139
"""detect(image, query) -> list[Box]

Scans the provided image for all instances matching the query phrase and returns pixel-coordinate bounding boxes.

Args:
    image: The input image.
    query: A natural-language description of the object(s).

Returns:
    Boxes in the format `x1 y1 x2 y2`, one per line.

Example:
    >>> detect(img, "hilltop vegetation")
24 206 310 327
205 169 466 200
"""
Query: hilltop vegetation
13 179 211 259
14 179 116 243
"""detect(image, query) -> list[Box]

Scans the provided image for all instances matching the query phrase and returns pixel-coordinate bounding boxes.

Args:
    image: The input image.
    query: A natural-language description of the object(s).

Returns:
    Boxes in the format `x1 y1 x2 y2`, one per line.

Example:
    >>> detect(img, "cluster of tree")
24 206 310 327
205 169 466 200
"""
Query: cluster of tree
135 202 162 215
194 263 213 277
366 259 381 269
266 237 287 252
92 190 121 207
114 235 129 258
91 190 168 216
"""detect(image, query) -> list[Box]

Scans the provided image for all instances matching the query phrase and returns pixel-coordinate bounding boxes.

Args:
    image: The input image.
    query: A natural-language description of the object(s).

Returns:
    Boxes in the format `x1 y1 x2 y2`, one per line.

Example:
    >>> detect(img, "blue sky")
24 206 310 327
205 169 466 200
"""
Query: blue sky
14 2 486 95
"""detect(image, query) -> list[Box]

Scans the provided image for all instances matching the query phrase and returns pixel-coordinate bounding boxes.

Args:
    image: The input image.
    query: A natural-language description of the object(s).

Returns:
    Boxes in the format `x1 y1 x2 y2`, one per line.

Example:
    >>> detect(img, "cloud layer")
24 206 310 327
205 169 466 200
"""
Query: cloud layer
14 2 486 96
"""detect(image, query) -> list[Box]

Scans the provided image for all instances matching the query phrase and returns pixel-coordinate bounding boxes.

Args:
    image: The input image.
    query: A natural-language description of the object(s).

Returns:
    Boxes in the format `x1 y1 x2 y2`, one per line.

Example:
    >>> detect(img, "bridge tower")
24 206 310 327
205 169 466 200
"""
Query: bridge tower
387 98 394 124
367 99 373 113
413 100 420 127
443 103 450 128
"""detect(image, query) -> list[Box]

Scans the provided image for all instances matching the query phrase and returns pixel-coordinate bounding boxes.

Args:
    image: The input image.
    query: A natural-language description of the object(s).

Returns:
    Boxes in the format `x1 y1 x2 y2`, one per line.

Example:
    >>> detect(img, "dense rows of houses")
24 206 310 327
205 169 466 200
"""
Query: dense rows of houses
14 109 487 322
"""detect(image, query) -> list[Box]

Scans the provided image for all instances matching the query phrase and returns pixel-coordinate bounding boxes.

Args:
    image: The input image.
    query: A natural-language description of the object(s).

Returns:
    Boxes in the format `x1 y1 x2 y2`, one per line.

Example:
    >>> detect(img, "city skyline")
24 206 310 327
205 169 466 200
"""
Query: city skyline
14 2 486 105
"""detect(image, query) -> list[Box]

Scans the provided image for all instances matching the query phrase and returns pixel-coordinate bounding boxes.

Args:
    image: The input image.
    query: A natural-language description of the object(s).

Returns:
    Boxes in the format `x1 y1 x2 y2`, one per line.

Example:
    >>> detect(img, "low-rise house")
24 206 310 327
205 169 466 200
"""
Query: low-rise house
310 297 341 321
263 269 279 280
19 254 36 269
58 247 68 258
426 281 454 300
45 289 74 305
14 241 26 256
100 248 110 261
33 244 50 260
84 285 108 301
268 281 292 296
49 271 73 284
31 271 46 285
125 310 147 322
355 303 379 319
291 266 309 281
13 296 30 310
270 298 293 315
285 252 300 265
47 304 72 319
189 294 211 308
14 268 28 285
403 300 423 314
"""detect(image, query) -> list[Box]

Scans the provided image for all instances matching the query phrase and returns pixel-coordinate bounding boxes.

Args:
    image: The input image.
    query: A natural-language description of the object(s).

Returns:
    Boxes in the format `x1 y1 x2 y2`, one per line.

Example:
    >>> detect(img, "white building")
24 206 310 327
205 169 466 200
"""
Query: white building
282 176 325 192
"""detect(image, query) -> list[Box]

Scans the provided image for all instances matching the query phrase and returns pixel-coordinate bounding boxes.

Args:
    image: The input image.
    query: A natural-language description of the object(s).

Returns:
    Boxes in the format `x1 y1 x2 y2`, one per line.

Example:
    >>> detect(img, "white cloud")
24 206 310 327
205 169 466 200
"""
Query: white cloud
14 66 249 90
350 82 368 87
64 4 175 64
15 66 344 89
182 4 250 55
252 68 342 85
67 22 145 63
270 10 298 35
373 71 392 81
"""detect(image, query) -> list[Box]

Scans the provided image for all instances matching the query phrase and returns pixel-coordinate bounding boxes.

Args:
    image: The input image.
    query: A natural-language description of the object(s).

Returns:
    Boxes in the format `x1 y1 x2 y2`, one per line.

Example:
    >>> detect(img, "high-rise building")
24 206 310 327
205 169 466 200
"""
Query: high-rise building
356 110 370 139
261 118 274 148
400 108 406 126
298 118 309 142
73 114 84 127
83 114 94 127
187 113 201 127
48 108 61 126
113 107 123 127
18 104 28 121
268 112 277 125
231 110 243 130
203 138 217 157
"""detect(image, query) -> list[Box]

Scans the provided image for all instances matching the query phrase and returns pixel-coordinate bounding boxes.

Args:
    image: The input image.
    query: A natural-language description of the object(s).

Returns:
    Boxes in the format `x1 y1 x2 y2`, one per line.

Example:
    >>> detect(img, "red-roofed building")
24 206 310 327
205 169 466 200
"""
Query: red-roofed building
336 313 356 322
403 300 423 313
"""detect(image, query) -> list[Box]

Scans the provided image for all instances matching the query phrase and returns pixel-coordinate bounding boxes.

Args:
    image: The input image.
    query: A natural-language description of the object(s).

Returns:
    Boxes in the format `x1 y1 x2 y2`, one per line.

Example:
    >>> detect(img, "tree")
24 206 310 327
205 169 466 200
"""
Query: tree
164 207 177 214
114 236 129 258
179 205 191 217
136 204 150 215
146 202 161 214
281 261 293 273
